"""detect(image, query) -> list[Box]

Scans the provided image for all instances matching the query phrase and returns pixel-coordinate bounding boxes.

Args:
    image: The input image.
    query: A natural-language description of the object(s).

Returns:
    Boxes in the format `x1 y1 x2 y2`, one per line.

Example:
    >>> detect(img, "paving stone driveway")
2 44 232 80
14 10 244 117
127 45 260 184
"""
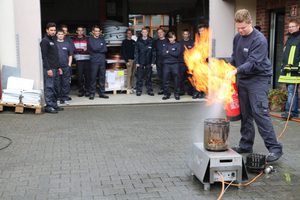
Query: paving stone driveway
0 103 299 199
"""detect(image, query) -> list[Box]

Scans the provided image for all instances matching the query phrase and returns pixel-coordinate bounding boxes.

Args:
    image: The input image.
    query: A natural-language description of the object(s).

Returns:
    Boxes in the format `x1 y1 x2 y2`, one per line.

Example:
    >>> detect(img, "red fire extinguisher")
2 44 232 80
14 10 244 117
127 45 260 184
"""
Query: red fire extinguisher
225 82 241 121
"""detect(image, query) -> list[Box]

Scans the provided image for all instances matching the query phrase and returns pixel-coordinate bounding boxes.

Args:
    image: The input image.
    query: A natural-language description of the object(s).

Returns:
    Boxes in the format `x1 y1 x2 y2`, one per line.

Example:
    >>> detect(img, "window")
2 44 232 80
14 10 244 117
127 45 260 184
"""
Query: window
145 15 150 26
164 16 169 25
152 15 162 25
136 16 143 26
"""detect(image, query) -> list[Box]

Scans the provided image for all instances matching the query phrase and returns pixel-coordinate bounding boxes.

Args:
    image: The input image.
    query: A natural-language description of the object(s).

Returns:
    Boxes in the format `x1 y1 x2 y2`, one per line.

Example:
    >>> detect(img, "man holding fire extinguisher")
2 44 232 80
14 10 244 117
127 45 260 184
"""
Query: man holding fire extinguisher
225 9 283 162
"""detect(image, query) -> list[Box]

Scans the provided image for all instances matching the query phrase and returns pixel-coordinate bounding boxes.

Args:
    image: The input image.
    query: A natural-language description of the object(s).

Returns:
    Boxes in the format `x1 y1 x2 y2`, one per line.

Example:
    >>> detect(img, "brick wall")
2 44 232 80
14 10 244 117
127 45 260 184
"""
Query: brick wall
256 0 300 44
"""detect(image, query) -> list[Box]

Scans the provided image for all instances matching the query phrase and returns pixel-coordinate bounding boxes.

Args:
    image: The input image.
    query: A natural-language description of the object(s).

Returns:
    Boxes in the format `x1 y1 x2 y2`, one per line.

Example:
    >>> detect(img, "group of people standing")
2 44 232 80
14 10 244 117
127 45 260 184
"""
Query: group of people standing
122 25 206 100
41 22 205 114
40 23 109 113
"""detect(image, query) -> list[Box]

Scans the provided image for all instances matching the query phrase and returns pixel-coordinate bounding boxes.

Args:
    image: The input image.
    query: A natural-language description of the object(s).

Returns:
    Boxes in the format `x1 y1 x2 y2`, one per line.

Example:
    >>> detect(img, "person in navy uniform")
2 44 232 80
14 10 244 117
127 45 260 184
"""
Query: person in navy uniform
134 28 156 96
40 22 64 114
60 25 75 101
226 9 283 162
179 29 194 96
155 28 168 95
88 25 108 100
162 31 181 100
55 29 73 105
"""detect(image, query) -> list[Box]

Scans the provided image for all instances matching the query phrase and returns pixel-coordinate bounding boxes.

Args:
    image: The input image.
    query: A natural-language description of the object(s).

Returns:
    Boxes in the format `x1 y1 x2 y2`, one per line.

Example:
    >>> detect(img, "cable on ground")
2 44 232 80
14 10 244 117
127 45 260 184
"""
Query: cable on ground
217 77 298 199
0 135 12 150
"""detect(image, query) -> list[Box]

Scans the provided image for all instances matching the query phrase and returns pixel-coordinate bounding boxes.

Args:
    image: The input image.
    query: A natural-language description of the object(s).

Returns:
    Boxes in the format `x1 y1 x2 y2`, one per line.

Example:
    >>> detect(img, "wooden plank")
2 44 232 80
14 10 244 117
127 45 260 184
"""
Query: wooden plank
0 100 41 114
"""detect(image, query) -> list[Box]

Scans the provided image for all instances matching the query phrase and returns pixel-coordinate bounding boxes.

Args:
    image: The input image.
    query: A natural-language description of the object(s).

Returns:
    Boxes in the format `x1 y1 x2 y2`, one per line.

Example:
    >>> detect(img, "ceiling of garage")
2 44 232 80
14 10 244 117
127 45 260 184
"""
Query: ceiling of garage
128 0 198 14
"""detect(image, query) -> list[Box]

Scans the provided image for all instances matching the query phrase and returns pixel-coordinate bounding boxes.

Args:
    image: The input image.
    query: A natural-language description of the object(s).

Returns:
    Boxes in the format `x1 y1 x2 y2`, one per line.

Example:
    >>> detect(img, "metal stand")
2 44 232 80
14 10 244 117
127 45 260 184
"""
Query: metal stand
187 143 248 190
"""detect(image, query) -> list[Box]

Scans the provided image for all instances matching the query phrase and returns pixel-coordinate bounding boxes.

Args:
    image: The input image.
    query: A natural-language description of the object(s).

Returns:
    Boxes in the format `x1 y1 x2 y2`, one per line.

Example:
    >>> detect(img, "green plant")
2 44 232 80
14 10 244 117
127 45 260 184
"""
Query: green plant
268 87 288 111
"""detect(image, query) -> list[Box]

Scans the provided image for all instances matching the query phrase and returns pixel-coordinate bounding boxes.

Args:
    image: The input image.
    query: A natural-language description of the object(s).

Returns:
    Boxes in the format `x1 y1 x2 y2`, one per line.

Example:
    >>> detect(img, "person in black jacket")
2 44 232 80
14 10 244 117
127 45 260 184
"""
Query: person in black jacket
179 29 194 96
122 29 136 93
155 28 168 95
134 28 156 96
162 31 181 100
88 25 108 100
40 22 64 114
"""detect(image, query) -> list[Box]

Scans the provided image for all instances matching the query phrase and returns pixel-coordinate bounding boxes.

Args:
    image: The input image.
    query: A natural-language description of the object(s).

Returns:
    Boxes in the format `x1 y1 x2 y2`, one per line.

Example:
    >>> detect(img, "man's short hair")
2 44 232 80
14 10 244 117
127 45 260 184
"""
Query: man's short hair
157 28 164 32
92 25 100 31
77 25 84 30
167 31 176 38
182 29 189 33
60 24 68 29
289 19 299 25
234 9 252 23
126 29 132 34
145 26 150 30
141 28 148 32
56 29 64 34
198 24 205 29
46 22 56 30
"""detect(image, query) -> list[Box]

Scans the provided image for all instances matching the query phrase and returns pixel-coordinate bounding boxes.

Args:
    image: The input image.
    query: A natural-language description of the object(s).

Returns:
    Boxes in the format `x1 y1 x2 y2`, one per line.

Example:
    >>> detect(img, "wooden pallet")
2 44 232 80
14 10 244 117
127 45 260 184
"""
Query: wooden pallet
113 89 130 95
0 101 42 114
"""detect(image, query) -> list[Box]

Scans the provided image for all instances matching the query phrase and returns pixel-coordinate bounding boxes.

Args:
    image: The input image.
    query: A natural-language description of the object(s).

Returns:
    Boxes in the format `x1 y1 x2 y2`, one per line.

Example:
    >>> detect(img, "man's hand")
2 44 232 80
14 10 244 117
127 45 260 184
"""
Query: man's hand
166 51 169 53
126 62 131 67
136 64 140 67
58 68 63 75
84 47 87 51
151 64 155 67
47 69 53 77
225 69 237 80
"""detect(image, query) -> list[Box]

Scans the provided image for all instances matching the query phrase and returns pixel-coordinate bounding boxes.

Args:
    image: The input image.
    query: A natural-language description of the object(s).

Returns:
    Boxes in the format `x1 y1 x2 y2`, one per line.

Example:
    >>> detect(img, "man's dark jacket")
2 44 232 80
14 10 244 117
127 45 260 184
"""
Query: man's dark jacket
134 36 156 65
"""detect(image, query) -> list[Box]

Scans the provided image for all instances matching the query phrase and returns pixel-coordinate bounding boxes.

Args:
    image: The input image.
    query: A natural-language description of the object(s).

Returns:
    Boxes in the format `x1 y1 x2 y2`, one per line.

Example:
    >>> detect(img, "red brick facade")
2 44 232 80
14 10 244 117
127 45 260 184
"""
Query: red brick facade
256 0 300 43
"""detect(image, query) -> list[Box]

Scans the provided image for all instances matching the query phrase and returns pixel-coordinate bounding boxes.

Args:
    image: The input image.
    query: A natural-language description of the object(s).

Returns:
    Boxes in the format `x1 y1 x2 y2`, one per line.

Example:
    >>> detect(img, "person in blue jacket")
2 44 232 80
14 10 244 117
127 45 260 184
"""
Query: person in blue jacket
134 28 156 96
88 25 108 100
226 9 283 162
162 31 181 100
179 29 194 96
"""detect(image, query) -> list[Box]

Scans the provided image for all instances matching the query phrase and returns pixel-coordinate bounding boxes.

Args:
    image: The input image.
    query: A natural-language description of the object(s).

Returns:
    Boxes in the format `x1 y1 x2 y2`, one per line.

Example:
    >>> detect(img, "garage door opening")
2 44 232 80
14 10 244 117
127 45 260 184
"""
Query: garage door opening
40 0 208 106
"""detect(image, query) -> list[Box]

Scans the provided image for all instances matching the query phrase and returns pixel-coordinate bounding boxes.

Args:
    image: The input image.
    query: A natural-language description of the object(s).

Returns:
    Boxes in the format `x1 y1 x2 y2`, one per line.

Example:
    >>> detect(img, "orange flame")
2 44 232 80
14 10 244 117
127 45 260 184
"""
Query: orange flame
184 28 236 106
209 139 224 144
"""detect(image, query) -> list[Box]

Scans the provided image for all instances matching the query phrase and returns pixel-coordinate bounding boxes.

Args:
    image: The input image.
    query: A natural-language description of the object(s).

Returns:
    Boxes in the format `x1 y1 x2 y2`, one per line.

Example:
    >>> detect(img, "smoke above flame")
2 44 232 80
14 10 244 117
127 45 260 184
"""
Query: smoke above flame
183 28 236 106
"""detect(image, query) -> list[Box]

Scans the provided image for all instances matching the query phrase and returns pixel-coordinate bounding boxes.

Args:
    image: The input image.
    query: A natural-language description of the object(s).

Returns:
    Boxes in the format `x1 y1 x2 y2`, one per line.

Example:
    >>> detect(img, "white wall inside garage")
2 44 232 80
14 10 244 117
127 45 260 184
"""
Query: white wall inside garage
209 0 235 58
0 0 18 69
14 0 43 90
209 0 257 58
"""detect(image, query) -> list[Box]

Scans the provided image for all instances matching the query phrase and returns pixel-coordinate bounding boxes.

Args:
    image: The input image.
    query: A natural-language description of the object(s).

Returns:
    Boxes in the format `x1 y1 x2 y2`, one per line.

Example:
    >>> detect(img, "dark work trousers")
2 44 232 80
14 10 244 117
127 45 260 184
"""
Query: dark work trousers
43 68 59 111
163 63 180 97
136 64 153 93
238 76 282 153
90 62 106 96
55 67 70 102
76 60 90 94
68 66 72 95
156 59 164 91
179 63 193 94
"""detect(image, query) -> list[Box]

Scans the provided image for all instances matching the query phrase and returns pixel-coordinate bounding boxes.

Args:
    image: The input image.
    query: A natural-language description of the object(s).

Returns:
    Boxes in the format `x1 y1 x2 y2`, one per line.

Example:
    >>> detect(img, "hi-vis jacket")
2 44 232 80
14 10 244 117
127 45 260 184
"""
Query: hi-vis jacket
278 30 300 83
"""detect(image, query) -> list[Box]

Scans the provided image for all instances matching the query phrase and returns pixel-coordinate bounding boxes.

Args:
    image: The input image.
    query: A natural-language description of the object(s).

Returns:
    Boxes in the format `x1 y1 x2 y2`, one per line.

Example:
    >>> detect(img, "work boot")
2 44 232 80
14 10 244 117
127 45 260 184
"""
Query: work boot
266 152 283 162
281 113 298 119
231 145 252 153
